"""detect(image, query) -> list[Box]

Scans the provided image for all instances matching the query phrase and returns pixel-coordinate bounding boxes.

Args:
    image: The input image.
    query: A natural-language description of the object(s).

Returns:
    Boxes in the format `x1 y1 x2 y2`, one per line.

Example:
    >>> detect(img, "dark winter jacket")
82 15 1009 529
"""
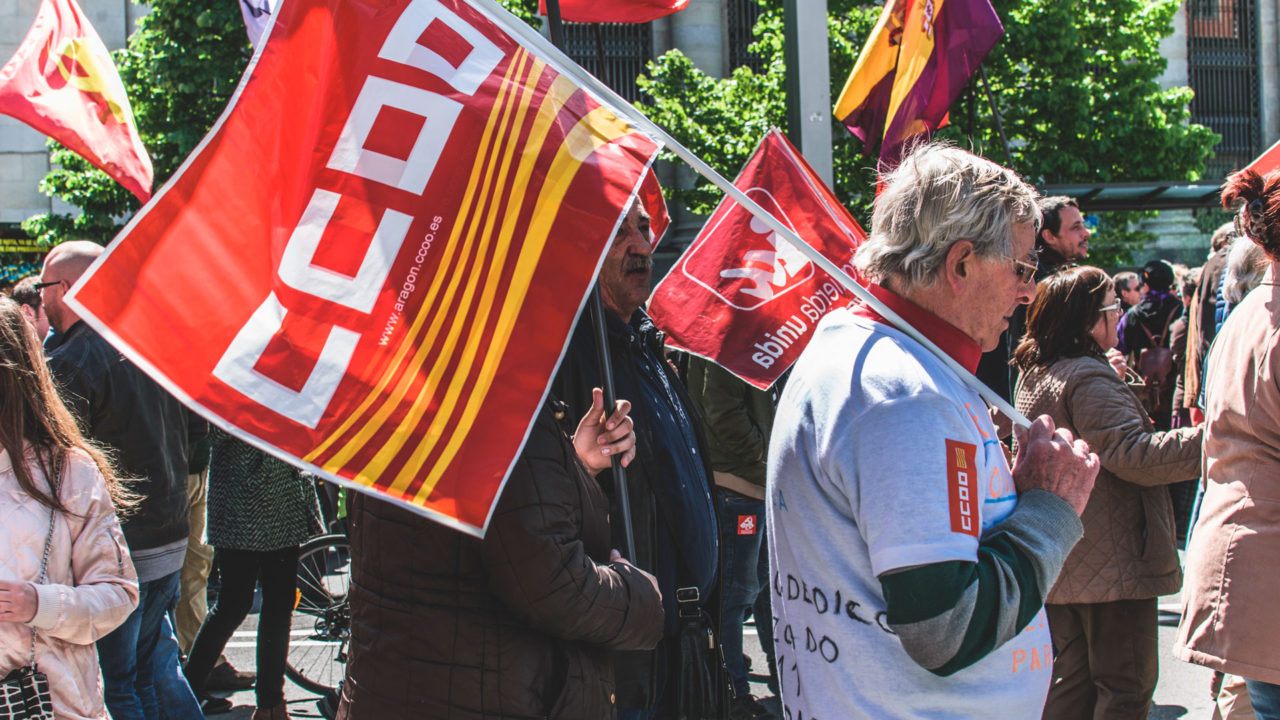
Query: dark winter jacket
551 309 718 712
683 354 776 499
1117 290 1183 356
337 399 664 720
47 321 205 556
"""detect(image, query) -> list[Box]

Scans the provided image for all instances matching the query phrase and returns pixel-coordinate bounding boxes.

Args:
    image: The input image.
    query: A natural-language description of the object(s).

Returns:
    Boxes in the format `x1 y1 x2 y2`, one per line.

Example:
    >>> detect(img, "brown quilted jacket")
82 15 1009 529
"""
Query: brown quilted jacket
1015 355 1202 604
336 402 664 720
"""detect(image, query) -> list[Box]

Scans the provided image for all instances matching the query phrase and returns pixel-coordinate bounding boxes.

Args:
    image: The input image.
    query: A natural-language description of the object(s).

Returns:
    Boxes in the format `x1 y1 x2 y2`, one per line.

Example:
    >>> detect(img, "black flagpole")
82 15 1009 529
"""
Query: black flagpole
544 0 637 562
978 65 1014 169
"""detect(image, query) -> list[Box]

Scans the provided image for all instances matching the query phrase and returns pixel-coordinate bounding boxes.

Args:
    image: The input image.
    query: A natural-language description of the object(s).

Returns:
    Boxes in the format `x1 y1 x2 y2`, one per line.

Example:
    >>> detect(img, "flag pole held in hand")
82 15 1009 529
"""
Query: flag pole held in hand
545 0 638 561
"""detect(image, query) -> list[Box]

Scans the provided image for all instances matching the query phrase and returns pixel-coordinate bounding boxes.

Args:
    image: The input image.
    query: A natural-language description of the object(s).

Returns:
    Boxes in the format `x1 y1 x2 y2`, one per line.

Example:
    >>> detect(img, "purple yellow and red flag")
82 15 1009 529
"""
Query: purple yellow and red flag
64 0 661 536
834 0 1003 171
539 0 687 24
0 0 153 202
649 129 867 390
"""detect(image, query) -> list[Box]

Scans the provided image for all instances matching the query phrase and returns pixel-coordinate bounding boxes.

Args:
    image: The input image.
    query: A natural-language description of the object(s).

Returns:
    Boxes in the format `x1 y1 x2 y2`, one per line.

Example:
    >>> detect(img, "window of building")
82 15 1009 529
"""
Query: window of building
1187 0 1262 178
727 0 765 73
559 22 653 103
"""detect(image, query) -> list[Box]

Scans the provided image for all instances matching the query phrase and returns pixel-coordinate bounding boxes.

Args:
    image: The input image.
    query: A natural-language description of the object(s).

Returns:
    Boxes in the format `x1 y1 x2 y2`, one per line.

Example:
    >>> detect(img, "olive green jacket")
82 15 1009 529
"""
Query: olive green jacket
684 354 777 500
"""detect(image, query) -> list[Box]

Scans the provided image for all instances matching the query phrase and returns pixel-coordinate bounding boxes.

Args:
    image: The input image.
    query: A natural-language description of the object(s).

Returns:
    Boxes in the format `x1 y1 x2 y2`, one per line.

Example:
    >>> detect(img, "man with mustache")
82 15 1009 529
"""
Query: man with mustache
553 200 720 720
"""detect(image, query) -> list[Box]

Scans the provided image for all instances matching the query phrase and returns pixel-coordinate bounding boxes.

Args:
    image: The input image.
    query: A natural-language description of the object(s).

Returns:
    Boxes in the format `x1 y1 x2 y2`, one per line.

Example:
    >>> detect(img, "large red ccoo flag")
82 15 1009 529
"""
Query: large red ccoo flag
649 129 866 389
0 0 153 202
66 0 660 536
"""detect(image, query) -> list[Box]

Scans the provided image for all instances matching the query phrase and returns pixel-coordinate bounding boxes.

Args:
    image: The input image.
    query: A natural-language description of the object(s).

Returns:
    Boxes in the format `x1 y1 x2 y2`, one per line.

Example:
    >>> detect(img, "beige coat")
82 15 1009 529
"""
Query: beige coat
1016 355 1202 604
0 448 139 720
1175 282 1280 684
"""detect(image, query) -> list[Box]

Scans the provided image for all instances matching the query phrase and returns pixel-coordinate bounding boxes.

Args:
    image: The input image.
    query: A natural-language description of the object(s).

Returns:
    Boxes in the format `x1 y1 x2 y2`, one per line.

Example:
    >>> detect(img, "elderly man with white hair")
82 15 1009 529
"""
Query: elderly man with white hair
767 144 1099 719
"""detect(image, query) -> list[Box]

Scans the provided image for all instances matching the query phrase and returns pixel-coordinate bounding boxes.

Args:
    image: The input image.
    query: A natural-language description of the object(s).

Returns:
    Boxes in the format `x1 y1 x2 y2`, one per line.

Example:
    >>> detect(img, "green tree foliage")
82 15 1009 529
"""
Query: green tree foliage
1081 211 1155 269
638 3 881 218
638 0 1219 265
23 0 252 244
945 0 1218 185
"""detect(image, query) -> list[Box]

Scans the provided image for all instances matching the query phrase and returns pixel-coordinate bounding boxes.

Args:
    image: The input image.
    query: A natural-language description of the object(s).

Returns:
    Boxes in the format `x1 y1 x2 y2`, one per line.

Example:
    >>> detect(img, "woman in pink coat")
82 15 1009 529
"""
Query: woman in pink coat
1175 168 1280 719
0 296 140 720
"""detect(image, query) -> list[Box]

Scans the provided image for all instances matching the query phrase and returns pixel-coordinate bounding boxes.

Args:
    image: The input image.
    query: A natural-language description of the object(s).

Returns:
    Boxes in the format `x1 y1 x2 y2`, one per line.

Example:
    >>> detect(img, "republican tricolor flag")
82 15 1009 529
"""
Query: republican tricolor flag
834 0 1003 171
0 0 153 202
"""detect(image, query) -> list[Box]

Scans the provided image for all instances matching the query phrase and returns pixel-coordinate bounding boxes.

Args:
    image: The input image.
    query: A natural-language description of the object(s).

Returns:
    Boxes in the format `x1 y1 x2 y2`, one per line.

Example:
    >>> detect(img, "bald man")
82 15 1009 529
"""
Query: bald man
41 241 209 720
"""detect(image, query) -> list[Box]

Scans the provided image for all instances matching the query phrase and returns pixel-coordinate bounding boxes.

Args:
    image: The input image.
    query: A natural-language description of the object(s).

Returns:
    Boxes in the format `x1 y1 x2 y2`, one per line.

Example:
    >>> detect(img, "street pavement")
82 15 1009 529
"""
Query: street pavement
207 585 1215 719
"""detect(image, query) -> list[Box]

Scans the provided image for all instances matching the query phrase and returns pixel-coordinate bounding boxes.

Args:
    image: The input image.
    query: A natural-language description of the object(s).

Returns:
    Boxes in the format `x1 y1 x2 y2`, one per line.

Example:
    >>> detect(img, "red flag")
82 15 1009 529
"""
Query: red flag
65 0 660 536
638 166 670 248
834 0 1003 170
649 129 867 389
1246 139 1280 177
0 0 153 202
539 0 687 24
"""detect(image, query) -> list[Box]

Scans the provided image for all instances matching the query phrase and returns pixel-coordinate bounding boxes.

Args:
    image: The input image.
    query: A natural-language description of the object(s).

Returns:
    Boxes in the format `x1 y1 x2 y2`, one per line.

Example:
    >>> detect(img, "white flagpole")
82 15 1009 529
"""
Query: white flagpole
468 0 1031 430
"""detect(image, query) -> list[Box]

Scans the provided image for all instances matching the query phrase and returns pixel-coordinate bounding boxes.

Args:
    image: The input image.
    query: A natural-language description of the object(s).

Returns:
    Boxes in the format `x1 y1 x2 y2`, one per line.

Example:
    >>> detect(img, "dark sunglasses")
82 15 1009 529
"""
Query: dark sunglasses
32 280 64 290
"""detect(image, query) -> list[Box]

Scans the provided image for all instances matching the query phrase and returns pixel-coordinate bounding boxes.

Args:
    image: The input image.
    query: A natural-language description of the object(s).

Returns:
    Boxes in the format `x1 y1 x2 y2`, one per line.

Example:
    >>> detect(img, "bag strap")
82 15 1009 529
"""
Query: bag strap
1137 304 1178 348
28 467 61 668
1156 305 1177 344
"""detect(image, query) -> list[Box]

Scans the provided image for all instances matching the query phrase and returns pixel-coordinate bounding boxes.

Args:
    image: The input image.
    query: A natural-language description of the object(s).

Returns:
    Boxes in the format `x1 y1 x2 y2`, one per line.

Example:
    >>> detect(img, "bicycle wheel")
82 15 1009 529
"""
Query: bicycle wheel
286 533 351 698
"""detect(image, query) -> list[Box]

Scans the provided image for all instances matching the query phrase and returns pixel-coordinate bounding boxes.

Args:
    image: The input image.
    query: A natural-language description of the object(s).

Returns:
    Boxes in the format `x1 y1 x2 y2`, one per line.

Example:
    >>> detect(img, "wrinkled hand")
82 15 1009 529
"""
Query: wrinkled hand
1106 348 1129 379
0 580 37 624
611 549 659 595
1011 414 1099 515
574 388 636 475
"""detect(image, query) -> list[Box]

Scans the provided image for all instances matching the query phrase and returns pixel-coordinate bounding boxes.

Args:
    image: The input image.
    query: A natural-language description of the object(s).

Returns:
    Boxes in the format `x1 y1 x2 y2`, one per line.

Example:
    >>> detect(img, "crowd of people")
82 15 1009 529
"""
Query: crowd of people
1 142 1278 720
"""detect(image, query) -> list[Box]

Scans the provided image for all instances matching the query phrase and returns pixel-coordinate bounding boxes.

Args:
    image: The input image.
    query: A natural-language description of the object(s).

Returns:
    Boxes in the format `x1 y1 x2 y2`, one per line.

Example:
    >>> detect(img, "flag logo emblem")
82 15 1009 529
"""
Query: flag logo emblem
681 188 813 311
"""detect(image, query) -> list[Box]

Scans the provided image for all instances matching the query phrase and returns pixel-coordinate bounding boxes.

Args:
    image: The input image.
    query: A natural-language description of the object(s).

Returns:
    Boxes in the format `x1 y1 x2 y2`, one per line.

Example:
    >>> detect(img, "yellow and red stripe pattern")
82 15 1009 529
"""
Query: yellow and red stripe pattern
65 0 660 536
305 49 640 509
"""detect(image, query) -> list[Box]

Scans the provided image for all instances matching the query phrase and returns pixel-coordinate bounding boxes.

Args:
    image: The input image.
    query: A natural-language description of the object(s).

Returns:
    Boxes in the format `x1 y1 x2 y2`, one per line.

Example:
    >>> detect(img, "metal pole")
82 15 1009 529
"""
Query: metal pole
979 65 1015 169
474 0 1032 429
544 0 638 560
783 0 834 186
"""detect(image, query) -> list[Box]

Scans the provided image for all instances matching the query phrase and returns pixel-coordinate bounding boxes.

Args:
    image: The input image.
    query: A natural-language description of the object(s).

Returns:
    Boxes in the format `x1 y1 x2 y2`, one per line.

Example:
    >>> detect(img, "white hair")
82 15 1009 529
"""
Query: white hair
1223 235 1267 305
854 143 1041 289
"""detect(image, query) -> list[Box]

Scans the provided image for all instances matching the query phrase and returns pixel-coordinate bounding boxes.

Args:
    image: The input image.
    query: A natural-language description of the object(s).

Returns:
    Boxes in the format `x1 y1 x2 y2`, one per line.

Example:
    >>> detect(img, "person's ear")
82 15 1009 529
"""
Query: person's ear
944 240 975 291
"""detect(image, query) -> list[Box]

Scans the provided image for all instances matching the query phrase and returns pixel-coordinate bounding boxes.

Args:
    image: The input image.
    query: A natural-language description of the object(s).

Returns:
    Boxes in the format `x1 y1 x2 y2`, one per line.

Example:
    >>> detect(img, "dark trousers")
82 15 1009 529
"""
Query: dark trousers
714 490 765 698
184 546 300 707
1042 599 1159 720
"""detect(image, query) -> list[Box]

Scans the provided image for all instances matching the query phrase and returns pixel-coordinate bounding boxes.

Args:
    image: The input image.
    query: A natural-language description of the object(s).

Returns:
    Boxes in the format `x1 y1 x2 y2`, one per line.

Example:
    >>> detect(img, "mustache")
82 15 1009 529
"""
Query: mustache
624 255 652 273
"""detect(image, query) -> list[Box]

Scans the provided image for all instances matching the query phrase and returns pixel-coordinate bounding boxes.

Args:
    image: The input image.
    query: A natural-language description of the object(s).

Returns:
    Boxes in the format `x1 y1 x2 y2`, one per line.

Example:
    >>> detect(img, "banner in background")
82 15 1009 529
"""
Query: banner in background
539 0 688 24
639 166 670 248
0 0 153 202
1246 139 1280 177
67 0 660 536
649 129 866 389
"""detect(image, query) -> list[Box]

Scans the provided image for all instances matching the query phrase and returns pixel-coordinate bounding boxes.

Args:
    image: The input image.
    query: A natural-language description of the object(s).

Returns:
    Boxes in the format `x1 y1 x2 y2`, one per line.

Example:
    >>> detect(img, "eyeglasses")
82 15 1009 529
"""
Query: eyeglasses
32 280 64 290
1000 255 1039 284
1099 302 1122 314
